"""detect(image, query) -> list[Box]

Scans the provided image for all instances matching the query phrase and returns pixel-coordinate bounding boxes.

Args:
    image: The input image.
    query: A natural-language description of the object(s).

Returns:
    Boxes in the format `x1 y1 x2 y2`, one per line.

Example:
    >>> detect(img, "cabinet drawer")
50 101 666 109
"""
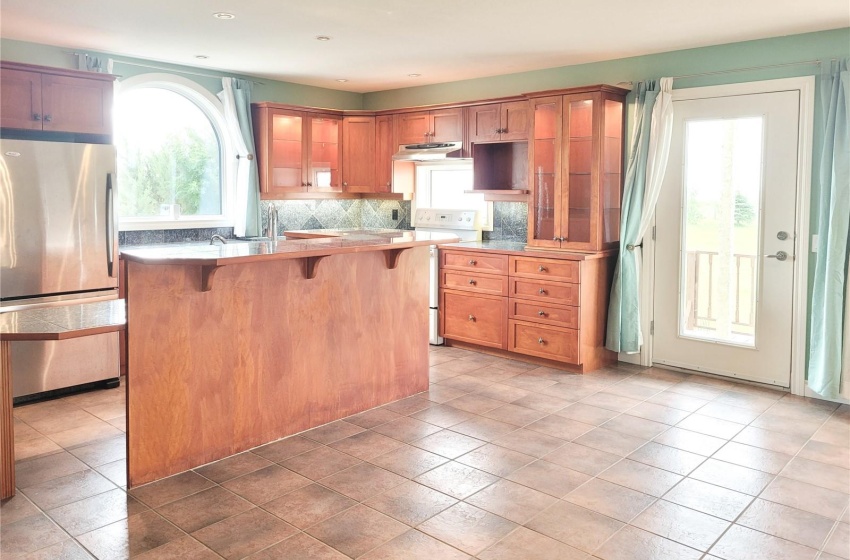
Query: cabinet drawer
509 278 578 305
442 251 509 274
441 290 507 349
510 256 579 282
441 271 508 296
509 298 578 329
509 320 579 364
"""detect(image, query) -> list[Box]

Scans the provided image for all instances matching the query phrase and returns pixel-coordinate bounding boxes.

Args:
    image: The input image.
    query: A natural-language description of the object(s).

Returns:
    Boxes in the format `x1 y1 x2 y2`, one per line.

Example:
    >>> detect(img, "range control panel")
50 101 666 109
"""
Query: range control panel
414 208 478 230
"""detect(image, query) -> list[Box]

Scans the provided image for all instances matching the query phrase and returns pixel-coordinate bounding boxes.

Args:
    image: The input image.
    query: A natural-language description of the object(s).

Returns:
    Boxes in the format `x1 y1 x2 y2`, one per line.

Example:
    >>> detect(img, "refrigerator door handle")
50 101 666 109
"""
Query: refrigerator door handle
106 173 117 278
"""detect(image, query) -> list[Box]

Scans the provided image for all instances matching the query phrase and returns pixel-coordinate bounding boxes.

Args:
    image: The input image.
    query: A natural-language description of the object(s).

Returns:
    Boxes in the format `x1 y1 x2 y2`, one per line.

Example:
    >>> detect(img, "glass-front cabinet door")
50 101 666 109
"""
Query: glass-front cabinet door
308 116 341 191
563 94 595 249
270 110 305 193
528 96 562 249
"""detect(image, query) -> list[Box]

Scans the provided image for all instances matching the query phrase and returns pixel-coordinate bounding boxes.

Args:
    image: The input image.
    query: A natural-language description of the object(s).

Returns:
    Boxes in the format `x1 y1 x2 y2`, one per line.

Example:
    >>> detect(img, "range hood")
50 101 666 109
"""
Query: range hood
392 141 468 162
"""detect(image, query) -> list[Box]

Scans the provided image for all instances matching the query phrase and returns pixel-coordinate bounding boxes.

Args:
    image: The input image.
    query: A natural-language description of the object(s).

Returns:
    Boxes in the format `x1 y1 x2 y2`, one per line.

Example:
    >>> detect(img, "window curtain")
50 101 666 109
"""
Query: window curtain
808 59 850 399
218 78 261 237
606 78 674 353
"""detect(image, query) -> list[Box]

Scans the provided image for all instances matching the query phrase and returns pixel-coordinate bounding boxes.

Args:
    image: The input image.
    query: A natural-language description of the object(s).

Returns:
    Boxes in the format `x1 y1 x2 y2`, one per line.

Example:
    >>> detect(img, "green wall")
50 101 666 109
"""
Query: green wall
0 38 364 109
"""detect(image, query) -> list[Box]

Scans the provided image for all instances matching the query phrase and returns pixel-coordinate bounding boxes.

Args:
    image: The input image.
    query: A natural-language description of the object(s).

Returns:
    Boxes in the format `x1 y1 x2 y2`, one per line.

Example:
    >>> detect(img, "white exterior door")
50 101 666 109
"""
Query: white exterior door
653 89 801 387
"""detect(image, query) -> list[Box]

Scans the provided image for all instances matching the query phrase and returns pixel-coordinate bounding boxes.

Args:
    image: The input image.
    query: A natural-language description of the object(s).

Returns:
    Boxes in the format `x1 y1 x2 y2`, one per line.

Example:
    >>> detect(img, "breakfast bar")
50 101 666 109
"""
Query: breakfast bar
120 231 455 487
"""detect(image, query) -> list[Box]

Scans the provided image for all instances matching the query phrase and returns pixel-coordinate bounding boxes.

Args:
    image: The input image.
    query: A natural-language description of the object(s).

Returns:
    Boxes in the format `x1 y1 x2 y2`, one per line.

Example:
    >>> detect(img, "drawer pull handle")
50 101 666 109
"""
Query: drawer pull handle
538 310 546 316
468 279 476 285
468 314 476 322
538 288 547 295
469 259 477 265
538 337 545 345
538 265 547 272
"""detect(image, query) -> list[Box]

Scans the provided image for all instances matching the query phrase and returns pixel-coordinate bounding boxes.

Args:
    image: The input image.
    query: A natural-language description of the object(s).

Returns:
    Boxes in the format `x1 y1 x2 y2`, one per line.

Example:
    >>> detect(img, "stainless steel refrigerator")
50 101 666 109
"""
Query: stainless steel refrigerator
1 139 120 398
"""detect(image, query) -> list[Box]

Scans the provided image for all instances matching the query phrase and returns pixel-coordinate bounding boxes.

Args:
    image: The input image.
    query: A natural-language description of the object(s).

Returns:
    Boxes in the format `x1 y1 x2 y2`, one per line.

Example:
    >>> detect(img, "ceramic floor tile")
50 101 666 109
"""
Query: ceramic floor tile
663 479 752 521
456 443 535 477
47 487 148 537
156 486 252 533
600 414 669 439
306 504 408 558
301 421 366 444
132 535 220 560
482 403 549 427
67 435 126 468
594 525 702 560
411 429 487 458
490 427 566 458
736 498 834 550
318 462 406 501
345 407 404 429
47 420 124 449
383 395 434 415
251 435 321 463
564 477 655 522
779 456 850 493
759 476 850 519
572 427 649 457
689 458 775 495
474 383 531 404
14 435 64 461
0 492 40 526
653 427 727 457
506 459 592 498
21 468 115 511
422 384 471 404
0 513 67 557
511 392 572 413
364 480 457 525
527 415 596 441
328 430 405 460
366 443 448 478
15 451 89 488
449 416 518 441
444 394 505 415
631 499 730 552
280 444 362 481
466 479 557 524
75 510 184 560
676 414 745 440
129 471 216 508
708 524 817 560
359 529 471 560
15 539 94 560
221 464 312 505
414 460 500 499
554 402 622 425
193 452 273 484
697 402 762 425
525 500 624 553
370 416 443 443
579 392 643 413
812 421 850 448
731 426 808 456
476 526 590 560
418 502 518 556
648 392 710 413
797 440 850 469
410 404 477 428
191 507 297 560
249 532 348 559
598 458 683 497
823 522 850 559
542 442 621 476
262 483 357 529
750 412 825 439
712 442 793 475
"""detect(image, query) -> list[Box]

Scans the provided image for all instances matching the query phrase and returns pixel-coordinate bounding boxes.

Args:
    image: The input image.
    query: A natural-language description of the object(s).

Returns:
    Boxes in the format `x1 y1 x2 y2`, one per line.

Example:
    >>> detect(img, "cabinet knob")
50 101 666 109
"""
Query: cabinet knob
44 114 52 122
552 237 559 242
468 314 475 322
343 182 348 187
33 113 41 121
560 237 566 242
301 182 308 187
538 265 547 272
307 182 313 187
538 310 546 316
468 259 477 265
538 288 547 295
538 337 545 345
468 279 476 285
386 181 391 187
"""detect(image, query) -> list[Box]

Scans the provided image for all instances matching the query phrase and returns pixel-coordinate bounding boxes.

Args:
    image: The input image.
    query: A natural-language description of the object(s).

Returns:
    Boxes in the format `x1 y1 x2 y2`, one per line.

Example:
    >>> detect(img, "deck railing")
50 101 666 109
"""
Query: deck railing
684 251 757 334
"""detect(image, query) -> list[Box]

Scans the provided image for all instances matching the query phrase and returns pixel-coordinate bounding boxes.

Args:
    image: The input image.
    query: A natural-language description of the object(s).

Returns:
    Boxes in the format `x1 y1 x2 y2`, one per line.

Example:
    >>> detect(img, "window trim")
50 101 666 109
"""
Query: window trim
116 73 236 231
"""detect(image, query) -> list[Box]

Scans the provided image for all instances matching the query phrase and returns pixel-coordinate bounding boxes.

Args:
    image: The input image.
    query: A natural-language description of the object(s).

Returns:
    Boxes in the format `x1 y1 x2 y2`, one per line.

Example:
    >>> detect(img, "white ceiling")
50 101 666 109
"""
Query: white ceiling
1 0 847 93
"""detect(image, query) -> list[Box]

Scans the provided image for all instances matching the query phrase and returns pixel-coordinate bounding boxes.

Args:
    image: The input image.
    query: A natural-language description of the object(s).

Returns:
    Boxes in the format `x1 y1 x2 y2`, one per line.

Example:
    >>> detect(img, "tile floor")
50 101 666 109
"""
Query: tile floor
2 346 849 559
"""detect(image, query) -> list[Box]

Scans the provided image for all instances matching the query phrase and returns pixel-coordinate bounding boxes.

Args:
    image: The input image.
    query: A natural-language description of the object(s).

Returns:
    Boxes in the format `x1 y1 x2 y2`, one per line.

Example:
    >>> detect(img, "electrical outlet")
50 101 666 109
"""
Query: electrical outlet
392 209 399 220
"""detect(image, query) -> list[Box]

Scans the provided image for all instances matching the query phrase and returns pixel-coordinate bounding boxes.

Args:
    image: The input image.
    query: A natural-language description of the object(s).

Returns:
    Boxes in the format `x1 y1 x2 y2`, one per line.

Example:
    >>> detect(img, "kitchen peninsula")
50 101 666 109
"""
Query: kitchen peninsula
120 231 455 487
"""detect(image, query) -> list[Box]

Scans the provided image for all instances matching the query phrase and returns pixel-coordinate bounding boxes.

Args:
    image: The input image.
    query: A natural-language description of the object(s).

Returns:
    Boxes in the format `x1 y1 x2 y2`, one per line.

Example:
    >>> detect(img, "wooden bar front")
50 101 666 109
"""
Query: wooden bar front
125 246 429 487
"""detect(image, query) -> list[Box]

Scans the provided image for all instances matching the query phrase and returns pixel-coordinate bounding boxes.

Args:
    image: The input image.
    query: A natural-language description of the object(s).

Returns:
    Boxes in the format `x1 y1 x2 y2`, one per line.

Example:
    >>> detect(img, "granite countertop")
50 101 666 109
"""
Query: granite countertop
283 228 406 238
121 231 458 265
437 240 616 260
0 300 126 341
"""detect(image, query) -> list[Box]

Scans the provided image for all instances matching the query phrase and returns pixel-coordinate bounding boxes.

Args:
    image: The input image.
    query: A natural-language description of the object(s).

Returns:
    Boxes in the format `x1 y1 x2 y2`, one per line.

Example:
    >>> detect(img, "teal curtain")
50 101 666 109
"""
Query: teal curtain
808 59 850 398
606 81 660 353
226 78 262 237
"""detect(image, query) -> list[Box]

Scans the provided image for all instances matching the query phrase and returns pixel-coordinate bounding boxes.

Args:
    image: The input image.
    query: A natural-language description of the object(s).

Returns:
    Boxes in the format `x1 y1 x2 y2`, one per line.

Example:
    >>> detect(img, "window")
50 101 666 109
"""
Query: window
413 163 493 230
115 74 233 230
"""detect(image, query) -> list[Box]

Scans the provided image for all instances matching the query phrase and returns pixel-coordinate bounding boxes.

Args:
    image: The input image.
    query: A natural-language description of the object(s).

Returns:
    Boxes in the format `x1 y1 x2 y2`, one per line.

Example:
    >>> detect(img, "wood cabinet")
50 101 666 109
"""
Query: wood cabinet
375 115 395 192
439 247 616 372
467 101 529 143
342 116 376 192
253 104 342 195
527 86 626 252
0 61 114 136
397 107 463 144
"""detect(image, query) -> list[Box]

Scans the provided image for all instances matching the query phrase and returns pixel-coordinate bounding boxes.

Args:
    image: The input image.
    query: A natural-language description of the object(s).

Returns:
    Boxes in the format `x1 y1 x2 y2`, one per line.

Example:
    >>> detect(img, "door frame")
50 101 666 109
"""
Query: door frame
627 76 815 396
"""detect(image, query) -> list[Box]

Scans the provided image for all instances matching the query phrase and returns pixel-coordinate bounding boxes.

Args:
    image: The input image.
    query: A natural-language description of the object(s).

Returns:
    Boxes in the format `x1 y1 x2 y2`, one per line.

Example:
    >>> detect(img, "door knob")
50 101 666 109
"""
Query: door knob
765 251 789 261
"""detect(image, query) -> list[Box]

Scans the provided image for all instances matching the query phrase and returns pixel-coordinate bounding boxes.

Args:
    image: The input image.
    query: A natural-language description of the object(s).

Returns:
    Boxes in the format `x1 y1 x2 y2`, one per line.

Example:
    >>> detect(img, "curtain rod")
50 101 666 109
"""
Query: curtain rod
65 51 265 85
617 59 828 87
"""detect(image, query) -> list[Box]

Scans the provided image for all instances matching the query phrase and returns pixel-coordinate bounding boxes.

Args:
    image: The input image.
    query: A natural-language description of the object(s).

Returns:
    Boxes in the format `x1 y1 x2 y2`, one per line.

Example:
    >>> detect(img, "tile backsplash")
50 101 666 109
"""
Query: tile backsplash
119 200 528 245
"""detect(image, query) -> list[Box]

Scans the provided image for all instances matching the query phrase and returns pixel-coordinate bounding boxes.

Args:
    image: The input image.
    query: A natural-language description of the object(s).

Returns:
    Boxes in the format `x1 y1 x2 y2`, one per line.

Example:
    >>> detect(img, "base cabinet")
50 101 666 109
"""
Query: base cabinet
439 248 616 372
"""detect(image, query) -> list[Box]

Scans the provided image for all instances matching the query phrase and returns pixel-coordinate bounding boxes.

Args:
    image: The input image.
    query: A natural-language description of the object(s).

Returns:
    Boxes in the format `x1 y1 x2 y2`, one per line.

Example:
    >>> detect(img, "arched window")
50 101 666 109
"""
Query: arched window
115 74 234 229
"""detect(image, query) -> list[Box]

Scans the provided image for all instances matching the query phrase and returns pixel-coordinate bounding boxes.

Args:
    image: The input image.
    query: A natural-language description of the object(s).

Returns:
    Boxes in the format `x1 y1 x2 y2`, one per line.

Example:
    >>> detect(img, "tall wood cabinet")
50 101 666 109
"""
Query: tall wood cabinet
0 61 114 137
397 107 464 144
527 86 626 252
342 116 376 193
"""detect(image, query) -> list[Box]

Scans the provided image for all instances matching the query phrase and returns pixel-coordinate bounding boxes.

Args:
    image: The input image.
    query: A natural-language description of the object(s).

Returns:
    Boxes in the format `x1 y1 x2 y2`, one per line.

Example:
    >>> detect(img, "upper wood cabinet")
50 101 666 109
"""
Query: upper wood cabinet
0 62 114 136
375 115 395 193
253 104 342 196
397 107 463 144
467 101 529 143
342 116 376 193
527 87 626 252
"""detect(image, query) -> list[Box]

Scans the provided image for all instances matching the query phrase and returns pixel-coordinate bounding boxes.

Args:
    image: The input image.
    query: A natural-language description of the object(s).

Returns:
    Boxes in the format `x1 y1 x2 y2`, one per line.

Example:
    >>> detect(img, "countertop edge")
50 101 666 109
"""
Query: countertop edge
436 241 618 260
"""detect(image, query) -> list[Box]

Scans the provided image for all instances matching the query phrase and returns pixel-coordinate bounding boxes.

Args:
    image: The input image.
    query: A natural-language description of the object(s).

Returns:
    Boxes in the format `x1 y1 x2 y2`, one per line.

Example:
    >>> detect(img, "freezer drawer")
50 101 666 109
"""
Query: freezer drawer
11 332 119 398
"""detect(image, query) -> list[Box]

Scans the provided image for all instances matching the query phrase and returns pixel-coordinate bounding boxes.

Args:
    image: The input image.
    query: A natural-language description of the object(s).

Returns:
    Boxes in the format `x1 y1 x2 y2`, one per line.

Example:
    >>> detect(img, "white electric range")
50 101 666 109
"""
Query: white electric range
413 208 482 345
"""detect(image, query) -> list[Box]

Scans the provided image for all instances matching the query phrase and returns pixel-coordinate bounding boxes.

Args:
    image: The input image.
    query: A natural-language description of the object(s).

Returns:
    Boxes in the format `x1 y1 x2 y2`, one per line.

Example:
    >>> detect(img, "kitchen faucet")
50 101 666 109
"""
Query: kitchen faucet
209 234 228 245
267 203 278 241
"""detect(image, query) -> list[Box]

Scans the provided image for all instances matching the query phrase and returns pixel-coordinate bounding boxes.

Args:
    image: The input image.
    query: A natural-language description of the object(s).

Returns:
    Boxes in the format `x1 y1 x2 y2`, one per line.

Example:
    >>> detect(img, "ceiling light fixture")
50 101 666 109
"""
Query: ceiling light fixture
213 12 235 20
408 73 422 78
336 79 349 83
315 35 332 41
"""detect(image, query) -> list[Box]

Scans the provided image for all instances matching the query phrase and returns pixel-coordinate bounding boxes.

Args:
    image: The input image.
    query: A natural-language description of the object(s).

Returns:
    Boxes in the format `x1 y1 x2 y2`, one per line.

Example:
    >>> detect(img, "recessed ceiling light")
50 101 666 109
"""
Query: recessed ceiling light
213 12 235 20
195 55 209 59
408 73 422 78
336 79 348 83
315 35 332 41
